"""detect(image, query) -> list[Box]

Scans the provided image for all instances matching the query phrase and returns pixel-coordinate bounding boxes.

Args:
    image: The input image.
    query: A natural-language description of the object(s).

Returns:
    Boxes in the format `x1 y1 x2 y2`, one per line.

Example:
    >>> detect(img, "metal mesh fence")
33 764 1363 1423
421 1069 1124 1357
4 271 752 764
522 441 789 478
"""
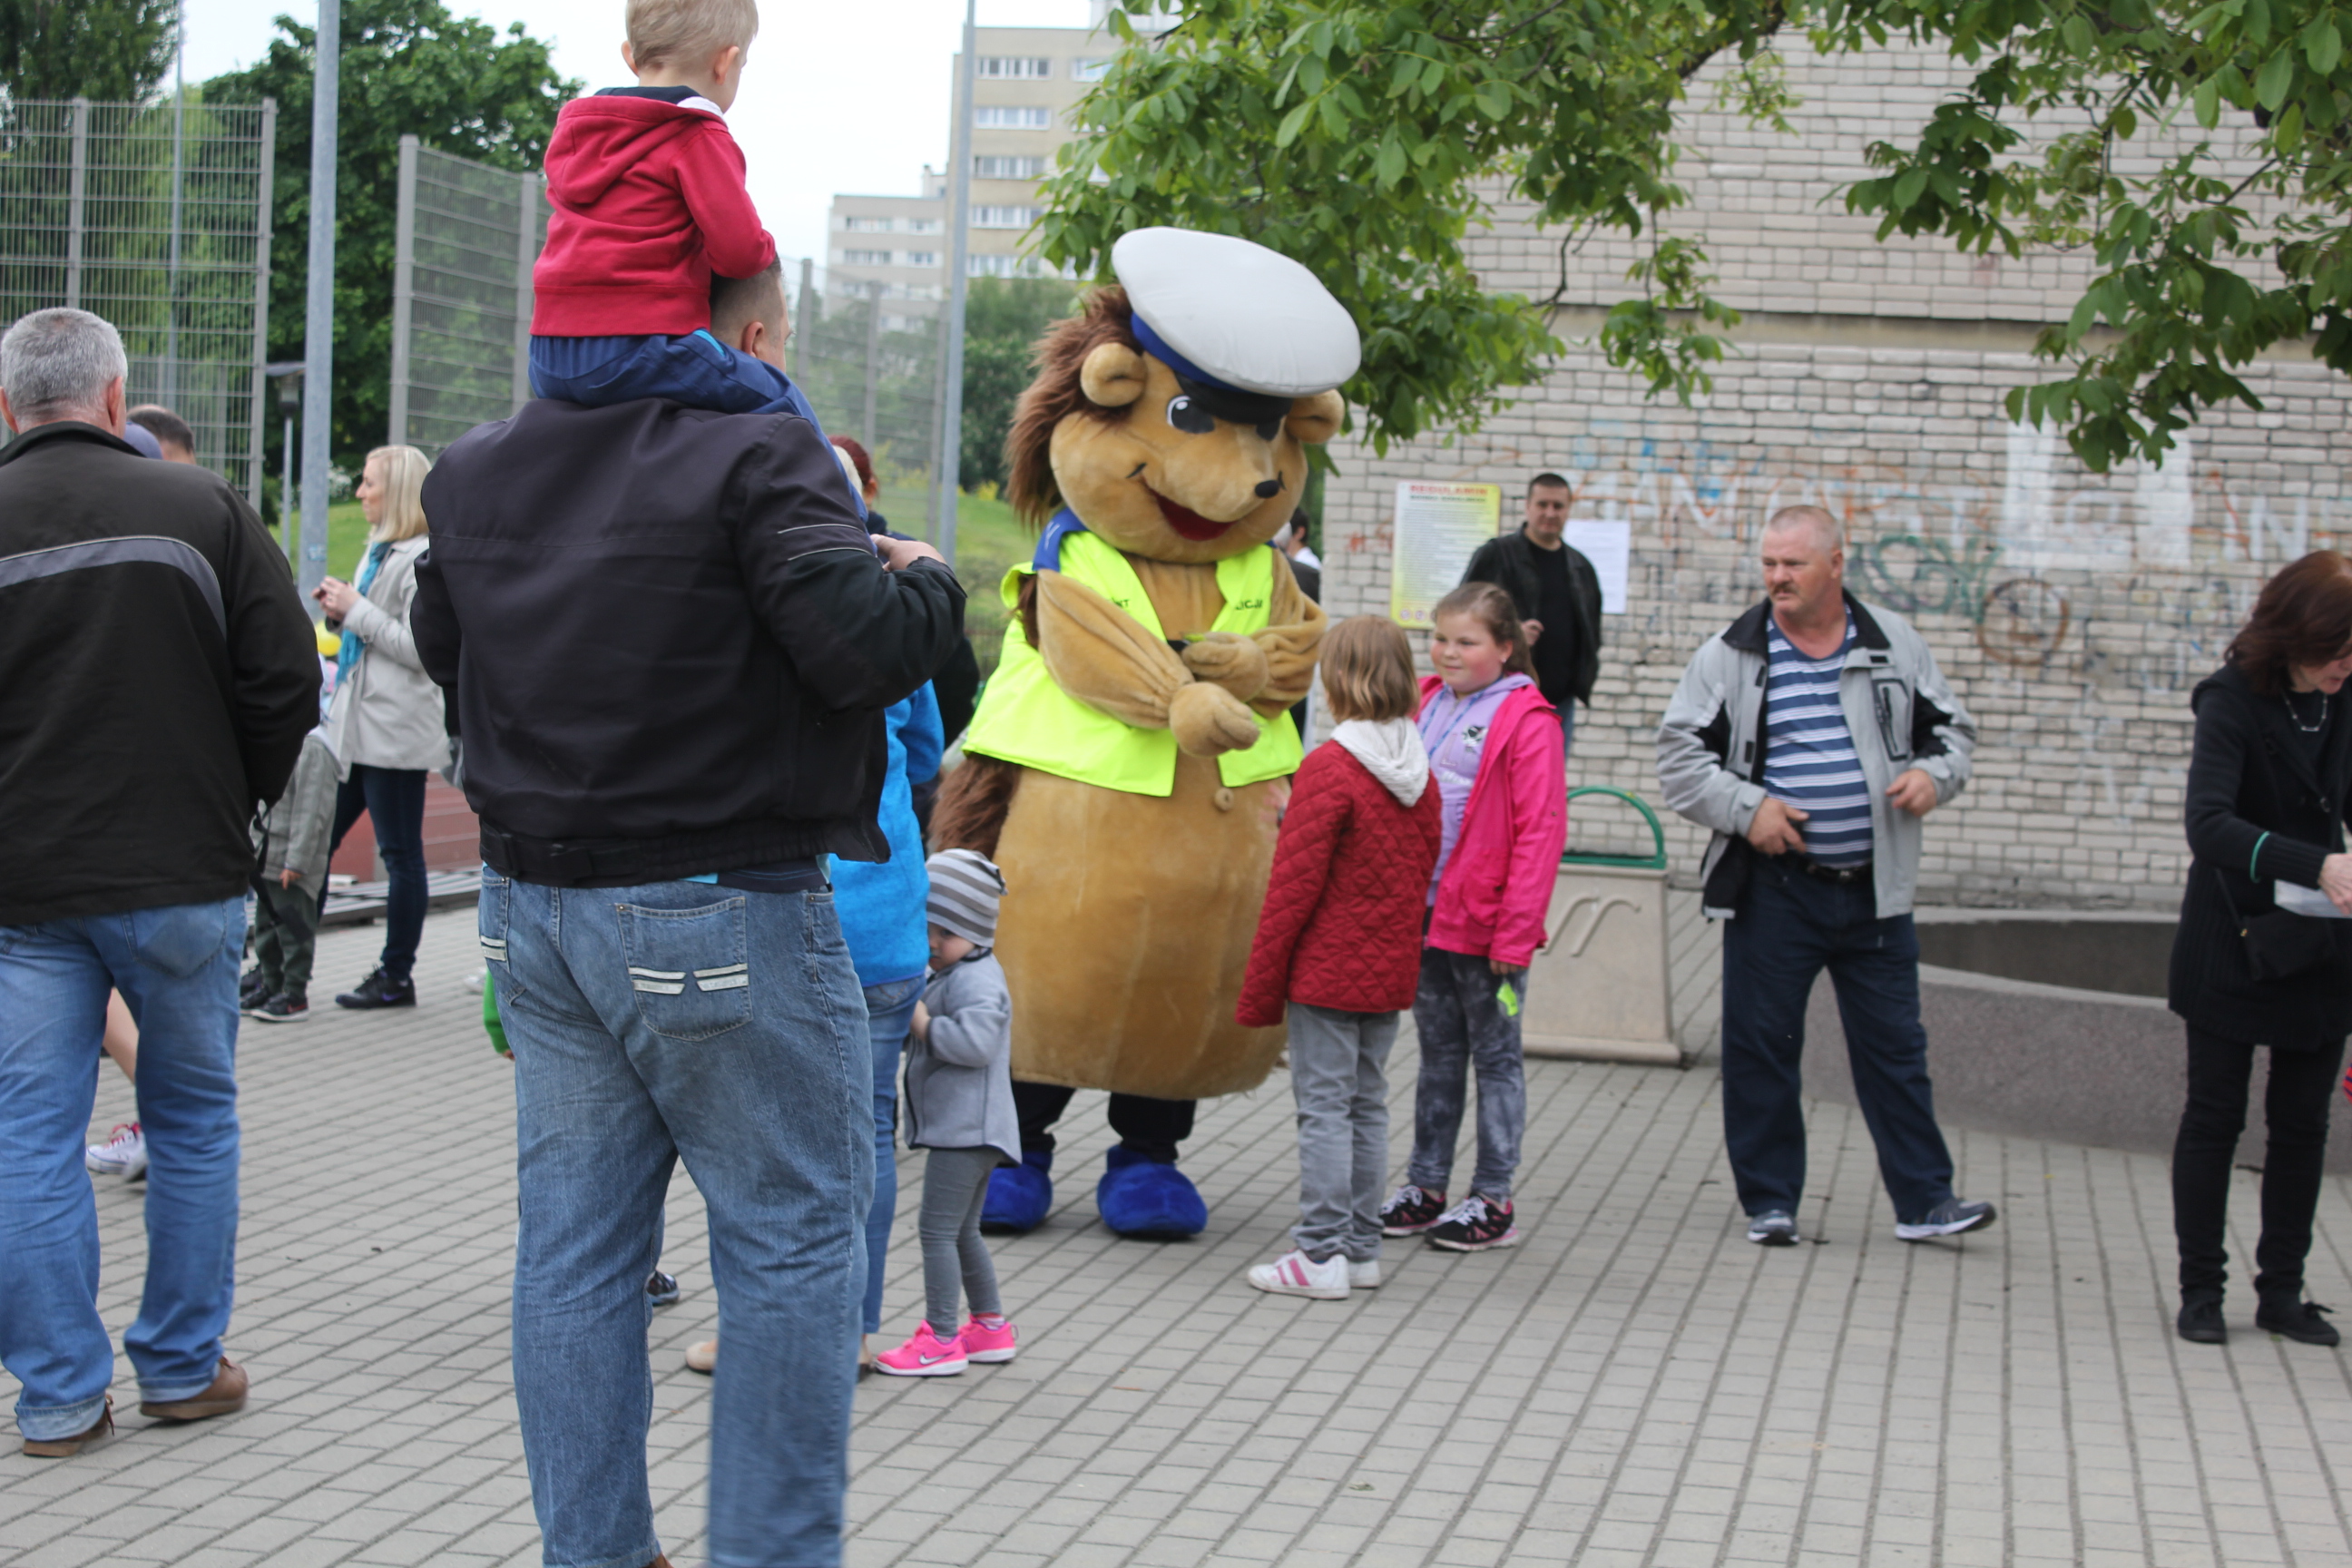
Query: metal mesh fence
390 138 948 514
0 97 274 501
389 138 549 456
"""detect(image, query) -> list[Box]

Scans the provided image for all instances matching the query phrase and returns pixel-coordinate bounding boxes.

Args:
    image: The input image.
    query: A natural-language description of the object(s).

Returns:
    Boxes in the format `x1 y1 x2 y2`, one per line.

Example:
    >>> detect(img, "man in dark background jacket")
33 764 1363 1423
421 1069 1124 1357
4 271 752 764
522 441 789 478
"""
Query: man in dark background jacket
411 262 964 1568
0 309 318 1457
1461 471 1604 757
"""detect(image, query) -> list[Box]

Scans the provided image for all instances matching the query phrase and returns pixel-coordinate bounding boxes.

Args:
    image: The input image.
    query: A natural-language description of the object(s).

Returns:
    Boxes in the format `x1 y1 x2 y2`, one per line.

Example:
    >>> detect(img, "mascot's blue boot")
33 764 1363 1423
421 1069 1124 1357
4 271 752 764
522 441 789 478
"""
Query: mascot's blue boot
1096 1145 1207 1239
982 1148 1054 1233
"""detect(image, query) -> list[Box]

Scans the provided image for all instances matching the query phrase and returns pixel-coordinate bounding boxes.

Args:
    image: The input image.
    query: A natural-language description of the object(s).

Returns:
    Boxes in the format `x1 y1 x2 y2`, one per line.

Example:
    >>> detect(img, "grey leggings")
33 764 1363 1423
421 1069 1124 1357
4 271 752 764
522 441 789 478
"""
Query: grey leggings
919 1145 1004 1334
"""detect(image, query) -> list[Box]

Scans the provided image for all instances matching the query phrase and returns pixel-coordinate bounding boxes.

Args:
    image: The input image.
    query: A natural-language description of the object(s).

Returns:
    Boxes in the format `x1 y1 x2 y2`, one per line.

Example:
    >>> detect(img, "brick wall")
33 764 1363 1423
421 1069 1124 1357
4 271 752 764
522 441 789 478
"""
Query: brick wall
1318 42 2348 910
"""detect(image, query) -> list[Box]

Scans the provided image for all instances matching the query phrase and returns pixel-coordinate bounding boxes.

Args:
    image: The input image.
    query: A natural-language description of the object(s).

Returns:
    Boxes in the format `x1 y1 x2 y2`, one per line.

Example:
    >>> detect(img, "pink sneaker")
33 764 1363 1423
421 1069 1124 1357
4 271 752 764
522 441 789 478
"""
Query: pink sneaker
960 1314 1019 1363
873 1322 966 1377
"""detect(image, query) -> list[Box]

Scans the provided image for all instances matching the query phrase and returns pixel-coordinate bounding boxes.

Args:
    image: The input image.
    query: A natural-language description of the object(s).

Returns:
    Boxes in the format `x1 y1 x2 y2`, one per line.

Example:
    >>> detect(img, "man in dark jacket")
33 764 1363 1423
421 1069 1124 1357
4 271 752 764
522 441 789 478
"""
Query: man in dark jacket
411 262 964 1568
0 308 318 1457
1460 472 1603 756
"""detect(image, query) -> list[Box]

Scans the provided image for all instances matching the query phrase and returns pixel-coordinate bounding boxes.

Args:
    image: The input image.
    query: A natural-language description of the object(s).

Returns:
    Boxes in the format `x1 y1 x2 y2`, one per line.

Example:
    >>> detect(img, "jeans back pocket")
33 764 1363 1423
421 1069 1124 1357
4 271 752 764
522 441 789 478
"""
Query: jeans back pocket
620 897 754 1042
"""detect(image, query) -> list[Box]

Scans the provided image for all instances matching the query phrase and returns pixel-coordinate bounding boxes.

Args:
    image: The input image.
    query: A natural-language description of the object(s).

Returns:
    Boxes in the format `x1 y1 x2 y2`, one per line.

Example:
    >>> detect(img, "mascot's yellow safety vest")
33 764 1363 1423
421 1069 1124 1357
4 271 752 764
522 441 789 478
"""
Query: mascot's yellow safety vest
963 525 1302 797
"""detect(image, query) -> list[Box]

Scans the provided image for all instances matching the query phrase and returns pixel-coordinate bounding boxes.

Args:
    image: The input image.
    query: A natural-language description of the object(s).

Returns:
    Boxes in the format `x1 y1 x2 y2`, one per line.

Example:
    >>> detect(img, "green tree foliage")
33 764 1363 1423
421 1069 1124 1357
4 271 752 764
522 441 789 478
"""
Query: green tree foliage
1047 0 2352 472
0 0 177 103
961 276 1081 489
203 0 576 459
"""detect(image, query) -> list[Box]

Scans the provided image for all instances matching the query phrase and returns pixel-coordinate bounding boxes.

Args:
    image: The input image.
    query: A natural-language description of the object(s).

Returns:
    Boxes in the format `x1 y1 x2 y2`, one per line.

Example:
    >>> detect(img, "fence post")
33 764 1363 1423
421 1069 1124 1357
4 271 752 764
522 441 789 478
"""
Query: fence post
388 135 416 445
513 171 538 413
863 284 882 452
795 257 815 381
250 100 278 513
64 98 89 310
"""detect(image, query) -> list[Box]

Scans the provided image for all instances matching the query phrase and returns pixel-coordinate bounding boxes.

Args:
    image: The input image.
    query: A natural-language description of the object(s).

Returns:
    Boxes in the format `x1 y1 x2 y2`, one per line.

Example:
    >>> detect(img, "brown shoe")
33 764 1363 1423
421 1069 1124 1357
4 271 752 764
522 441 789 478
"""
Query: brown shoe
140 1356 248 1422
22 1396 113 1458
684 1338 717 1375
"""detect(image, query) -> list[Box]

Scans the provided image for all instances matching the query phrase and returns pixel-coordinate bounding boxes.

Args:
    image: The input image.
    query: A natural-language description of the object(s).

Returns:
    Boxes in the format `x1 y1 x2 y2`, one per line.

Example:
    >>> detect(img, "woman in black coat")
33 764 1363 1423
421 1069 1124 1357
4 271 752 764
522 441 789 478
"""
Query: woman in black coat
2171 549 2352 1347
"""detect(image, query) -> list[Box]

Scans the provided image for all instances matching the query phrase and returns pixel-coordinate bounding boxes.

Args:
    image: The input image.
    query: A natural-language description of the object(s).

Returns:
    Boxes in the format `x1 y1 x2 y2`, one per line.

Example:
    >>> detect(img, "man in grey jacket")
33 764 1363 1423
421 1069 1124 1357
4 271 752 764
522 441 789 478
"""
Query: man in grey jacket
1656 505 1994 1248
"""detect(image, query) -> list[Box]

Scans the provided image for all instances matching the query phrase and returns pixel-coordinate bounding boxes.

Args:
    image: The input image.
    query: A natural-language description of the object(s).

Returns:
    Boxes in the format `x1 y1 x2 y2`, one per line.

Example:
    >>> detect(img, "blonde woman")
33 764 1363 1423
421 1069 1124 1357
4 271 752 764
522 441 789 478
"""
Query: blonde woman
314 445 448 1010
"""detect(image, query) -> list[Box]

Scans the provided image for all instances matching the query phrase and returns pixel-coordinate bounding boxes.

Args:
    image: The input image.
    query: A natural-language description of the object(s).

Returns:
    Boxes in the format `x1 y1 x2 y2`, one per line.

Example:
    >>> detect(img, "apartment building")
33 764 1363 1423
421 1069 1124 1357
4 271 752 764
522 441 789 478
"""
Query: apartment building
827 5 1171 309
827 169 948 331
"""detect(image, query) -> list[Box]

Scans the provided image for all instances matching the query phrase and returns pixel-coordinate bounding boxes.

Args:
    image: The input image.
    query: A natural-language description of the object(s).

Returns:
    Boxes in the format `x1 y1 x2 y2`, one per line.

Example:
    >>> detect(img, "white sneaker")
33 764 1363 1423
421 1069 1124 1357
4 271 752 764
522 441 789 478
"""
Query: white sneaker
1348 1259 1381 1289
1247 1250 1350 1299
86 1123 147 1180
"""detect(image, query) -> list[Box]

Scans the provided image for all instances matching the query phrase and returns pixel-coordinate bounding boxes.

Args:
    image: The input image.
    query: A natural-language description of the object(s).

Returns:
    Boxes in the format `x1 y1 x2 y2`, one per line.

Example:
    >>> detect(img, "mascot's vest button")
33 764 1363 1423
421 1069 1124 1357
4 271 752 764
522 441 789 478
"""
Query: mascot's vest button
1213 787 1236 813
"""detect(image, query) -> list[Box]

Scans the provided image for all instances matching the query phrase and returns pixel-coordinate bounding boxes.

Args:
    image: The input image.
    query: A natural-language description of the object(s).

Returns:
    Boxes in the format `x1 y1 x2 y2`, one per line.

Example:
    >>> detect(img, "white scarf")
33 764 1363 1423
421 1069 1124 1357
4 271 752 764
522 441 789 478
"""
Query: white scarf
1331 717 1430 807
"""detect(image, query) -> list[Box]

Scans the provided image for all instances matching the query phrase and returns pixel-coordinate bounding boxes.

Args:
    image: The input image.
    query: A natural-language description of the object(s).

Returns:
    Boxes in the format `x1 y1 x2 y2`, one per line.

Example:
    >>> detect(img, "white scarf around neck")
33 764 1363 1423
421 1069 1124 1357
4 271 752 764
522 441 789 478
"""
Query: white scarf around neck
1330 717 1430 806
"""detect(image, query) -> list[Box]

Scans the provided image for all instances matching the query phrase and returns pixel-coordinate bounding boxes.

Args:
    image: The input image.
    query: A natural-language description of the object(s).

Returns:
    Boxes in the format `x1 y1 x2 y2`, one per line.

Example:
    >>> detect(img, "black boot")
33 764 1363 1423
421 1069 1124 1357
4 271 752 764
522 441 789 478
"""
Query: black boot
2176 1297 2227 1345
335 967 416 1011
2255 1297 2339 1346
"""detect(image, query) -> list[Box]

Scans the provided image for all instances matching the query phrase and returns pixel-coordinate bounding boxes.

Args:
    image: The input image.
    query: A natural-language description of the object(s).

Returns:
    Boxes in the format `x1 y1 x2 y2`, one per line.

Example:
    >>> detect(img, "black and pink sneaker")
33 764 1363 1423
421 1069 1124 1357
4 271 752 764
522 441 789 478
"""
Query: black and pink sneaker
1426 1193 1522 1252
1378 1184 1448 1237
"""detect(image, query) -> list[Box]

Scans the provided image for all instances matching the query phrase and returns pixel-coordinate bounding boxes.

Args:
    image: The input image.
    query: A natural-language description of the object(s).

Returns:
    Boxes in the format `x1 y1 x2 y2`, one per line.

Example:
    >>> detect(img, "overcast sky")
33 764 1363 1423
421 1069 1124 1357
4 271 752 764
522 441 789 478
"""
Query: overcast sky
179 0 1093 261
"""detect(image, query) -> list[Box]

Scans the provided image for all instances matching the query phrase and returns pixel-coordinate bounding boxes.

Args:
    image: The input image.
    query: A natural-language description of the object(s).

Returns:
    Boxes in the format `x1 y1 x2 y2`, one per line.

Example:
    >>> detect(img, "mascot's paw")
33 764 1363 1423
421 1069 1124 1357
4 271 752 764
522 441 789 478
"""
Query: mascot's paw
1097 1146 1208 1240
982 1149 1054 1233
1181 632 1271 704
1170 681 1261 758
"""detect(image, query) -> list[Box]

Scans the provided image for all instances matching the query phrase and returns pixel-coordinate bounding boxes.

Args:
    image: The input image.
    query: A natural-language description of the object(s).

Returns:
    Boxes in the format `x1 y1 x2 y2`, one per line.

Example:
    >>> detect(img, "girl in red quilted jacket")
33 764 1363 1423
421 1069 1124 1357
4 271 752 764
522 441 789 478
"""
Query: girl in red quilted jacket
1238 617 1443 1299
1380 583 1567 1254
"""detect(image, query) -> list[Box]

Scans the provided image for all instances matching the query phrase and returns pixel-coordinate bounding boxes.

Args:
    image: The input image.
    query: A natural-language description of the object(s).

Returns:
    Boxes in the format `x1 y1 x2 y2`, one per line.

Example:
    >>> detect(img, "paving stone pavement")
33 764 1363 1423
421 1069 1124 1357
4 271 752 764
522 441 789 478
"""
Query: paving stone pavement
6 905 2352 1568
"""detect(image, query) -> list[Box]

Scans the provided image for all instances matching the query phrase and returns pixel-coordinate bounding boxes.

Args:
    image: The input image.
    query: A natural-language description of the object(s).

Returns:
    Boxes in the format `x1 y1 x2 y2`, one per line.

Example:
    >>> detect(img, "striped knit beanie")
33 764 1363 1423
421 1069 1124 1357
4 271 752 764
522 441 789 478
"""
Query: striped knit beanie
926 848 1005 946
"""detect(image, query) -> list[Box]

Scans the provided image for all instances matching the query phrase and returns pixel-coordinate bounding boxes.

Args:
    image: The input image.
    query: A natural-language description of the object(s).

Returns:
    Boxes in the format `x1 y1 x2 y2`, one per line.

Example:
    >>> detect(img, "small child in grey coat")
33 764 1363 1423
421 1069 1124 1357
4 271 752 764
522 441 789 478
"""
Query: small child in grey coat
245 727 339 1021
875 849 1022 1377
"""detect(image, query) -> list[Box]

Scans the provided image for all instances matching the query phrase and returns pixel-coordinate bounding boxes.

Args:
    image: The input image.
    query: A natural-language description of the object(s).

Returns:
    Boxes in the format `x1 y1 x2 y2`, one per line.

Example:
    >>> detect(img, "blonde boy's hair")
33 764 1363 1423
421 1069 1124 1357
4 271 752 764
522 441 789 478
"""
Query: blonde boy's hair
628 0 759 69
365 445 433 544
1319 615 1420 725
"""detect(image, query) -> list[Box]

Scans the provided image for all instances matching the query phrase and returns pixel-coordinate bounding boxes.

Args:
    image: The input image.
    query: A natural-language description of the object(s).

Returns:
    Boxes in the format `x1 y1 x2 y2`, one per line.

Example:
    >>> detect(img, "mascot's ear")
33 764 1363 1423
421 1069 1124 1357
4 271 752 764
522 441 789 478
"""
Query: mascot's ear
1286 390 1345 446
1080 342 1149 408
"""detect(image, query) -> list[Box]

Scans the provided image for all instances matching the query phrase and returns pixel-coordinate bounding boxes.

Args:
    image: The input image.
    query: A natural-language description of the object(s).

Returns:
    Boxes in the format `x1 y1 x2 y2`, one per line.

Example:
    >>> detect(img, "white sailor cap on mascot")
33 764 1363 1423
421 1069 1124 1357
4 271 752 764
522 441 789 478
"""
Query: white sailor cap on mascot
933 228 1360 1239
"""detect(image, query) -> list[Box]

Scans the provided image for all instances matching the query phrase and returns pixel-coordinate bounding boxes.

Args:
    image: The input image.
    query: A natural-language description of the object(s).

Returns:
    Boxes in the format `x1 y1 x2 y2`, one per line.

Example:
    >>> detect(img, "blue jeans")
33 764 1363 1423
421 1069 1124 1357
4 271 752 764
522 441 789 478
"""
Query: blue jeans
486 869 870 1568
0 897 245 1441
860 973 926 1335
1720 858 1955 1223
531 333 818 427
327 764 428 983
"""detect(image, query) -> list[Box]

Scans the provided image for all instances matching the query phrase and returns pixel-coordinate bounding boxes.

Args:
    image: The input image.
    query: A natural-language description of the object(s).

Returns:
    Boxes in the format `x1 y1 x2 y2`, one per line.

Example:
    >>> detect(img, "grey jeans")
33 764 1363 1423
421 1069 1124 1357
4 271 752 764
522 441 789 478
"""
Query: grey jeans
1288 1003 1399 1262
918 1145 1004 1335
1406 946 1527 1202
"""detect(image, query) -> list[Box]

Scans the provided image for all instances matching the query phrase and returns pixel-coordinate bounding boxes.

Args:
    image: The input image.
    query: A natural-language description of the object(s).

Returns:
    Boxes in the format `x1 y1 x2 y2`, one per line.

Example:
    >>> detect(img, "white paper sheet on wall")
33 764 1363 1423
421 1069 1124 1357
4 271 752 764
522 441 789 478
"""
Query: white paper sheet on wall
1561 519 1632 613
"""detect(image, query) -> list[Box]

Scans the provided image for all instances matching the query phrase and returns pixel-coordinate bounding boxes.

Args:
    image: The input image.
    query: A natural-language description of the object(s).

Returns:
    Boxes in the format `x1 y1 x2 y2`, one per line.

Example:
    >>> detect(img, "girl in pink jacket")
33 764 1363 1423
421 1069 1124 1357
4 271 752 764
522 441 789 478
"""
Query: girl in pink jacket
1380 583 1567 1252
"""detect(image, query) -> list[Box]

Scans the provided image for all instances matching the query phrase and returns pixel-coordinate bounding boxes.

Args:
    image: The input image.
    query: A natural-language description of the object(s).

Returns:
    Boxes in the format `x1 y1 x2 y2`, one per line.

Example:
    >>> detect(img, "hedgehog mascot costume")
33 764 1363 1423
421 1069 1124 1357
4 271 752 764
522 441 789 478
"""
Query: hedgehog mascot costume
932 228 1357 1238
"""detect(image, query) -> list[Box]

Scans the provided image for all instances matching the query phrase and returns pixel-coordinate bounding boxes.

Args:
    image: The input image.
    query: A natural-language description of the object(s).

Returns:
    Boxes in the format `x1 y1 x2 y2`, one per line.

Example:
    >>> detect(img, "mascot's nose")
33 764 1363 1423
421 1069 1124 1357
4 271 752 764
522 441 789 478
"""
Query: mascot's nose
1253 478 1283 499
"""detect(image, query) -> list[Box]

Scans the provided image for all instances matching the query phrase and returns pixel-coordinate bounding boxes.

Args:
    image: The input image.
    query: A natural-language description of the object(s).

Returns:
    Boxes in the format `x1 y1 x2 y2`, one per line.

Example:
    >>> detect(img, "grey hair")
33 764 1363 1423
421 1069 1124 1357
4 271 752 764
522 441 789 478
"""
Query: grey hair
2 309 128 422
1763 504 1844 553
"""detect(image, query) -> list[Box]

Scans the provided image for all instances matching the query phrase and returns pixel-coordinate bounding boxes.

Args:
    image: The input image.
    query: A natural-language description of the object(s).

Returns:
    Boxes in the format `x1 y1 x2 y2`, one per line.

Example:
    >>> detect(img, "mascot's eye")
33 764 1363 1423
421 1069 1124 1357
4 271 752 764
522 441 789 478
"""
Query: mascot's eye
1165 395 1217 436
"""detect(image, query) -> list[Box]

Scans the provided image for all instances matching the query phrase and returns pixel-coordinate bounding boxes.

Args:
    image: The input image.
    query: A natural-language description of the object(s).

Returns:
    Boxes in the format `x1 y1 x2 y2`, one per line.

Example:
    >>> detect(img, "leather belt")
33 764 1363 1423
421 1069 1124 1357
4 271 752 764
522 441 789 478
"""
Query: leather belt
1798 858 1872 885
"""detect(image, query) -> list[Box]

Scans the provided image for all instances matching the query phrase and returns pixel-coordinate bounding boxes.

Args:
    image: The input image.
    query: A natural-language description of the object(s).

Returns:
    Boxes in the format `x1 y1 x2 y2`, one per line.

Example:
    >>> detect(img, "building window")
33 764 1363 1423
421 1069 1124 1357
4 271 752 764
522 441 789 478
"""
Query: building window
904 251 939 267
975 104 1053 129
968 254 1056 279
1072 57 1112 81
840 249 893 265
971 205 1038 230
976 56 1053 79
905 218 941 233
841 215 893 232
973 155 1046 180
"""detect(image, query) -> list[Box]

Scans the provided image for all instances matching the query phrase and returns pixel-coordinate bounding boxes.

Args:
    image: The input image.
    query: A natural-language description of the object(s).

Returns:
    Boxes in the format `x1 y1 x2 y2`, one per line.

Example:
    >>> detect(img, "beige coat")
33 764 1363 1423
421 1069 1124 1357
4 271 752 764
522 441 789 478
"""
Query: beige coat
322 534 448 775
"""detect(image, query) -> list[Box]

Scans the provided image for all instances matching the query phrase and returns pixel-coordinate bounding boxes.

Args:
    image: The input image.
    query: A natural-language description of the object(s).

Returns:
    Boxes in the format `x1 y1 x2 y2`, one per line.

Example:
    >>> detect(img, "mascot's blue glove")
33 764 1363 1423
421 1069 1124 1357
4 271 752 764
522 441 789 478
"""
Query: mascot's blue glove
1097 1145 1208 1239
983 1148 1054 1233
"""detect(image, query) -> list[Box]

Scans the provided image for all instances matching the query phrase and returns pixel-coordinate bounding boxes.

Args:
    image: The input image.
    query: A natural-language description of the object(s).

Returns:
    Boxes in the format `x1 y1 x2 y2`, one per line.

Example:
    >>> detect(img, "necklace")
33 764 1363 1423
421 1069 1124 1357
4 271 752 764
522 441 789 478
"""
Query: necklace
2287 689 2329 733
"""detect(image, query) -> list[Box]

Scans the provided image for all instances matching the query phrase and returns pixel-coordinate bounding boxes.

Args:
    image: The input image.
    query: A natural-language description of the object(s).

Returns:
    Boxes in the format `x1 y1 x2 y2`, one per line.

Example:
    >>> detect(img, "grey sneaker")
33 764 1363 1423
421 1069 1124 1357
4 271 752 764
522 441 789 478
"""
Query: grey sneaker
1896 1198 1997 1241
1746 1210 1799 1246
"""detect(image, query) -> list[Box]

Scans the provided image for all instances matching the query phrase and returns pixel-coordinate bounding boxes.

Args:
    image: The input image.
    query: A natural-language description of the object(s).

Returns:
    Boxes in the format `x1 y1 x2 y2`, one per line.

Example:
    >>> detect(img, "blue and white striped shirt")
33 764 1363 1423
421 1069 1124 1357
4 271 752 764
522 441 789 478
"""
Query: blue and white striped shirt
1762 614 1873 866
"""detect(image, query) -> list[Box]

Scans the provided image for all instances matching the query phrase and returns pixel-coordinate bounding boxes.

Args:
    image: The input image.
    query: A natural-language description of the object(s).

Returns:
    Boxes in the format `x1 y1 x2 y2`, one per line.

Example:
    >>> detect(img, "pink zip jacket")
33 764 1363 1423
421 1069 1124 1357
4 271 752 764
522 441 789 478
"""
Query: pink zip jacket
1419 675 1567 969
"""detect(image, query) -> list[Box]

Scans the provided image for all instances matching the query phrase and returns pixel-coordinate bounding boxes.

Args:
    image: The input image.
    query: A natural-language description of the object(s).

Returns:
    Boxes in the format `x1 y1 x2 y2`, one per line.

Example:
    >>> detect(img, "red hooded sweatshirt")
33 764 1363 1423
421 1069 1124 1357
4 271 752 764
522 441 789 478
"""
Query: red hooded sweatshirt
533 93 779 338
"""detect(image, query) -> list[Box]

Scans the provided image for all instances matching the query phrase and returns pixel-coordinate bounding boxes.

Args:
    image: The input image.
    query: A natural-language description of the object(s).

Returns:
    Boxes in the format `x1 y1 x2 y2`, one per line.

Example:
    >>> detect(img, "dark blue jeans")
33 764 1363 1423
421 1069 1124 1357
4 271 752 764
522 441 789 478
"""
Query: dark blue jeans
531 333 817 425
1720 858 1955 1223
327 765 427 984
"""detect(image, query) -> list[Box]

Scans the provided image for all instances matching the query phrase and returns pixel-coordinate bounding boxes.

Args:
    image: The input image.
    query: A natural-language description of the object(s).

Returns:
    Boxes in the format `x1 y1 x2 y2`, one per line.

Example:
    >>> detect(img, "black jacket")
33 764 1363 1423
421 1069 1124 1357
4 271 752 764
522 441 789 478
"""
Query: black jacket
412 398 965 887
2170 662 2352 1048
0 421 318 923
1460 528 1603 703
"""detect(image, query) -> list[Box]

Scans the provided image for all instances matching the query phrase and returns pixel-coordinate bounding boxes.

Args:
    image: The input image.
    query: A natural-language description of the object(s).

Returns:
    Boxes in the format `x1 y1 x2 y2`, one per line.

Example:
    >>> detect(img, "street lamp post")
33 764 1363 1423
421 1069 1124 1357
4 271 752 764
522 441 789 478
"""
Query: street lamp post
298 0 339 599
933 0 978 566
